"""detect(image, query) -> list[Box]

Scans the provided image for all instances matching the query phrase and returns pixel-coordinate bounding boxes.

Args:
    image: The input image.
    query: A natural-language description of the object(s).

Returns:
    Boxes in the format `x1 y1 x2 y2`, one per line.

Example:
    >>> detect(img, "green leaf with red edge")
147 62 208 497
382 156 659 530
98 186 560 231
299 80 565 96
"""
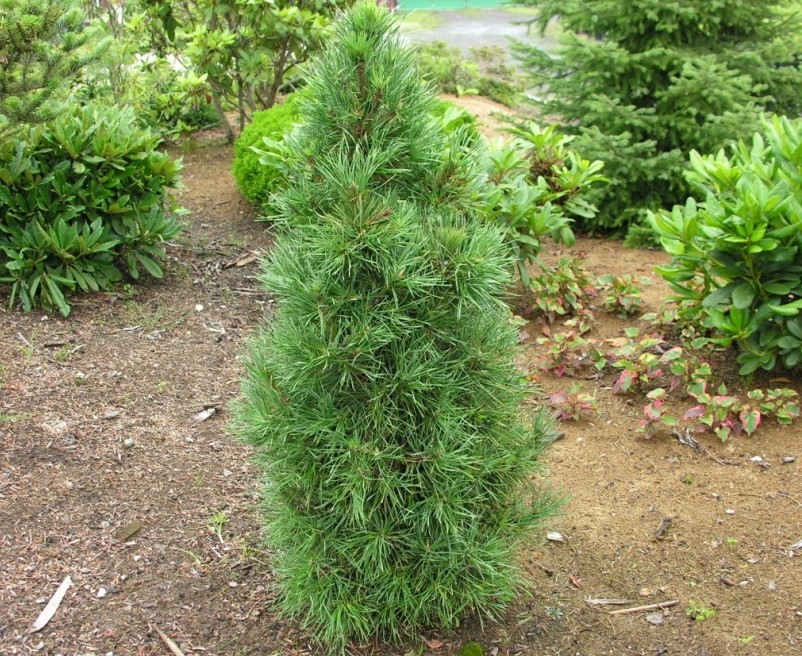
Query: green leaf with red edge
739 409 761 435
659 347 683 363
644 402 663 421
687 381 707 398
715 426 732 441
684 405 705 420
614 370 634 393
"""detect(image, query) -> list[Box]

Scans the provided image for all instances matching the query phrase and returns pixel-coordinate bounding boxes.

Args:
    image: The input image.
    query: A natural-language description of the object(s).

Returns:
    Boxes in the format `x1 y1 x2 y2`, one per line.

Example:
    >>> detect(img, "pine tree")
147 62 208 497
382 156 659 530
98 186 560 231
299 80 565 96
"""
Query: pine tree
0 0 106 139
514 0 802 240
233 2 558 649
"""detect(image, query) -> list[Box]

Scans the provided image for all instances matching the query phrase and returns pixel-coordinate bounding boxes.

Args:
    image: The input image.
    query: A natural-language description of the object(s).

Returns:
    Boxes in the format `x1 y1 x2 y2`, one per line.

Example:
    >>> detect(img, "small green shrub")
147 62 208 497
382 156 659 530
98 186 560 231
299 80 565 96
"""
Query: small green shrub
231 95 299 208
416 41 524 107
650 116 802 375
527 259 598 322
0 103 182 316
481 124 605 301
598 274 650 317
433 99 482 144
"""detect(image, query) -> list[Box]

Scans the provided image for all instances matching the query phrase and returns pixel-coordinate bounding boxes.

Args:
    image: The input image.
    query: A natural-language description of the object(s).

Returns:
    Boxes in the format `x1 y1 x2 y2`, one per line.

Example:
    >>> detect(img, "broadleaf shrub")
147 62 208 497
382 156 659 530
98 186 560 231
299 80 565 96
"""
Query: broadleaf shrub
481 124 605 307
650 115 802 375
231 95 299 208
0 103 182 316
233 3 558 649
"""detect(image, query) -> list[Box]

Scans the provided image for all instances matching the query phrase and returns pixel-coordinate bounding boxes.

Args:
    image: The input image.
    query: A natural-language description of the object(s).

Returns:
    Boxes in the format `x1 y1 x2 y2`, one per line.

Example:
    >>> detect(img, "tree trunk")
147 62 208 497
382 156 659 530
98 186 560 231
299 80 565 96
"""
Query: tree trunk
211 92 234 143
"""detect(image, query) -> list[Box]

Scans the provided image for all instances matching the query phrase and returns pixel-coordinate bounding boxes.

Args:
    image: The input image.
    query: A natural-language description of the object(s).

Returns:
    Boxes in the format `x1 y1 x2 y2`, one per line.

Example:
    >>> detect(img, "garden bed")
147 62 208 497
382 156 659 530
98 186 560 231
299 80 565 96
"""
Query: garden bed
1 141 800 656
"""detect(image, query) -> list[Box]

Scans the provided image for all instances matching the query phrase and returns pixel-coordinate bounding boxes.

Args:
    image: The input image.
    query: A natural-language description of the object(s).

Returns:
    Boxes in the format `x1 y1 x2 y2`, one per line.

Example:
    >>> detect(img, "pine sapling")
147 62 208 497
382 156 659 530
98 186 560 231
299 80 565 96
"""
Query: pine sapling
233 3 559 650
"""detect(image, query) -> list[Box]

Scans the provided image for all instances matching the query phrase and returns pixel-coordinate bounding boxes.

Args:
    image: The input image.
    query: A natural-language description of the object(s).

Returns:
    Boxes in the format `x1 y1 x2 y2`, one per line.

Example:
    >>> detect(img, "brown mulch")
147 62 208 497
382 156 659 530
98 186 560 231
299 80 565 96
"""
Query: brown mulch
1 138 801 656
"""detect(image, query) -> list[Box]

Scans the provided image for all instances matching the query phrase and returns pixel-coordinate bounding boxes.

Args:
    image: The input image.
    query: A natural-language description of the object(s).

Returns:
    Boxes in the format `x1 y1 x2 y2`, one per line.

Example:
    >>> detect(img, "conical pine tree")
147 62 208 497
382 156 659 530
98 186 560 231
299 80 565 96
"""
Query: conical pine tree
0 0 107 140
233 3 558 649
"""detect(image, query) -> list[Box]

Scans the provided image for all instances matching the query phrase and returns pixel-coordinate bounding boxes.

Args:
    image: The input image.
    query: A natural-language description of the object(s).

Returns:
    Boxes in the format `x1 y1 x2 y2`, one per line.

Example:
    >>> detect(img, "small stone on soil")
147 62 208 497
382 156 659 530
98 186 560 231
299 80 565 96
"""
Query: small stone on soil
646 612 664 626
123 437 135 448
193 407 216 422
783 456 796 464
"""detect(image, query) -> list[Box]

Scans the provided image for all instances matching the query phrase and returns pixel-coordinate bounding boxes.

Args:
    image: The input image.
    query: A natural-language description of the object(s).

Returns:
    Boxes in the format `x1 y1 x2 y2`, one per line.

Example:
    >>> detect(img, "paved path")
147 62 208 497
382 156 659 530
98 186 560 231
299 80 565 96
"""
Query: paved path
399 9 559 53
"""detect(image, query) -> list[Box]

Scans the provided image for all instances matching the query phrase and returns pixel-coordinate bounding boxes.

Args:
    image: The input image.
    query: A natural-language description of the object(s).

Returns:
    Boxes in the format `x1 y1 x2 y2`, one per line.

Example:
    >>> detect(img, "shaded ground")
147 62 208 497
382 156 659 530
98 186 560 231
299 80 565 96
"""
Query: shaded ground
2 137 801 656
399 8 559 52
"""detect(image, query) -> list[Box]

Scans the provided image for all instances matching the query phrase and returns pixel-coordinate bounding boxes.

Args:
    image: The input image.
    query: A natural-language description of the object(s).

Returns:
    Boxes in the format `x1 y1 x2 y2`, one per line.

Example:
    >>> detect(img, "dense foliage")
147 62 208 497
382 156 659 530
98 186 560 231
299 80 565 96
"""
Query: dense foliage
417 40 524 107
75 48 218 139
0 103 182 316
138 0 346 141
514 0 802 239
231 95 300 208
0 0 108 139
651 116 802 375
234 3 557 649
481 123 605 288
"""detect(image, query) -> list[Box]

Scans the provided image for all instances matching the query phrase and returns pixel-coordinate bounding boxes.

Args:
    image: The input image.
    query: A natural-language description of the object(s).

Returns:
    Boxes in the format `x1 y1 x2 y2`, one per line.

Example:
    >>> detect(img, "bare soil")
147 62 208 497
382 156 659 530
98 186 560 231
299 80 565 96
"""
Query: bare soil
441 93 514 137
2 138 801 656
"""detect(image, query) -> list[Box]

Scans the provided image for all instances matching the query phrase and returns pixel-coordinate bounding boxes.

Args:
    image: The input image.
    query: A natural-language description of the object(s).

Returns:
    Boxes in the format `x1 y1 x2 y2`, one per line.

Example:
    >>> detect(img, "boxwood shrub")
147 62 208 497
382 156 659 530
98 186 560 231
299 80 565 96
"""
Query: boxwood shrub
231 95 299 208
0 102 182 316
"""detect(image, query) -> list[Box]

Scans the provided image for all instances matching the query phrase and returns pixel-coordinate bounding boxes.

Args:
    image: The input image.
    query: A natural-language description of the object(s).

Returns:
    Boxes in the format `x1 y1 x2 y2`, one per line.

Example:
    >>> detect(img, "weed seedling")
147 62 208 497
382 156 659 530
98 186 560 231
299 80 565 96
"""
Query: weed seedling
685 600 716 621
209 509 228 543
54 346 72 362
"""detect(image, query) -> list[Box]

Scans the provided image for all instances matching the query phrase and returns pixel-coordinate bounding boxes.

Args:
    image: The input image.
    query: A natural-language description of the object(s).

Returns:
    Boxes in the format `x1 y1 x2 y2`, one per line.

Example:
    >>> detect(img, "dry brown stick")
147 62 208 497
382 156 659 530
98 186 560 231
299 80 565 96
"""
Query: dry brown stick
609 600 679 615
532 561 554 576
779 492 802 507
585 598 633 606
671 429 739 466
151 625 187 656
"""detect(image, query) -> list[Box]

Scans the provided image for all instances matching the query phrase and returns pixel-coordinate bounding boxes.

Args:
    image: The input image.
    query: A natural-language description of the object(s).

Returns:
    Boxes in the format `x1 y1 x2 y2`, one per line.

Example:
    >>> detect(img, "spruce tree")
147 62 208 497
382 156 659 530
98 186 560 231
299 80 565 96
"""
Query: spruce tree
514 0 802 240
0 0 106 139
234 2 557 649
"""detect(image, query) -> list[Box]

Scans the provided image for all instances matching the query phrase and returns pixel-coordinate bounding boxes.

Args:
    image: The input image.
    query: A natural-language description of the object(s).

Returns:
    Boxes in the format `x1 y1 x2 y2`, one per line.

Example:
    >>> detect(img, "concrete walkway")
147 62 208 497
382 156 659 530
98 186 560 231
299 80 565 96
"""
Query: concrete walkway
399 9 559 53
